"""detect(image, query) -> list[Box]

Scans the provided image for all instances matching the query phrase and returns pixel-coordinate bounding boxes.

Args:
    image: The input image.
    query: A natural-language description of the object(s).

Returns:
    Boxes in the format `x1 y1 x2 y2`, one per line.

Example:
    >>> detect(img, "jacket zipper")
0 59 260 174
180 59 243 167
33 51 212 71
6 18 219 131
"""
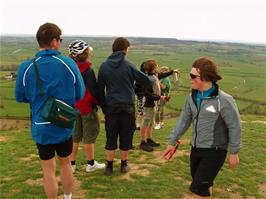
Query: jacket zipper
194 100 202 147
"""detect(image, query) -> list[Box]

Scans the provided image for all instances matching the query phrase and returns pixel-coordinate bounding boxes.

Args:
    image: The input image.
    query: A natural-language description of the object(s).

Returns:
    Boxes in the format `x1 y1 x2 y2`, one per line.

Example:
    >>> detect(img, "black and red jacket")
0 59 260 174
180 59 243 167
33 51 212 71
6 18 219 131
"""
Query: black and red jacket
75 61 99 115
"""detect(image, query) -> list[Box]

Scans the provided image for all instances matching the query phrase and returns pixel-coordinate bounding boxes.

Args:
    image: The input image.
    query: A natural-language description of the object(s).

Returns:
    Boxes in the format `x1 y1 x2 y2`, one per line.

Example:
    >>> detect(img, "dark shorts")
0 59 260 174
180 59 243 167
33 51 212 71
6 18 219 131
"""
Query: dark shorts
105 104 136 150
36 137 73 160
73 110 100 144
189 147 227 197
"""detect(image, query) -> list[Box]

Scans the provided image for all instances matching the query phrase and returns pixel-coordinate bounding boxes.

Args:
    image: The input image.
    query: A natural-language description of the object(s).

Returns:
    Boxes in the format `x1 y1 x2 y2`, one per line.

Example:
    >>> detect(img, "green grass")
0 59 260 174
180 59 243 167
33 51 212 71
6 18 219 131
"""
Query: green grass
0 115 265 198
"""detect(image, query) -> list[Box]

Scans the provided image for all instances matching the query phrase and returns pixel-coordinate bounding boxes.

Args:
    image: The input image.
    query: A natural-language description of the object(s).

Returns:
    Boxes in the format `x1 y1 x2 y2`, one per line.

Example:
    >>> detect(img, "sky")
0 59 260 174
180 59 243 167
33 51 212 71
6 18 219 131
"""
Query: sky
1 0 266 44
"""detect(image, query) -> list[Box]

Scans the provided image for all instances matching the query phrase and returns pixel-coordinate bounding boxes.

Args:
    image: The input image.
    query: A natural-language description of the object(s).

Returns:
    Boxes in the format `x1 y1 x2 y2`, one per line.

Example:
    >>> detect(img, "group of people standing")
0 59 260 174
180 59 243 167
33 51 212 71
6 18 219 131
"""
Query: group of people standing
15 22 241 199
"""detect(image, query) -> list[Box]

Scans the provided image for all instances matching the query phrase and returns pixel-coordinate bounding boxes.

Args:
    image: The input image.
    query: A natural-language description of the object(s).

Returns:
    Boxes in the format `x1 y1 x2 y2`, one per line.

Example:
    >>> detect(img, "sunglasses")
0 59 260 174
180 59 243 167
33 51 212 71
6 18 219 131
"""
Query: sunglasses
59 38 63 42
190 73 200 79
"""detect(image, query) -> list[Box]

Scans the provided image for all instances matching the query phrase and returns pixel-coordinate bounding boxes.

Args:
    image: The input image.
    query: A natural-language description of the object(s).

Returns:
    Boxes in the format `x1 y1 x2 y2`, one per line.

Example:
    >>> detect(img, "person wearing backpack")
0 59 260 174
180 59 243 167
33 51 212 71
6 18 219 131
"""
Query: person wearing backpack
68 40 105 174
15 22 85 199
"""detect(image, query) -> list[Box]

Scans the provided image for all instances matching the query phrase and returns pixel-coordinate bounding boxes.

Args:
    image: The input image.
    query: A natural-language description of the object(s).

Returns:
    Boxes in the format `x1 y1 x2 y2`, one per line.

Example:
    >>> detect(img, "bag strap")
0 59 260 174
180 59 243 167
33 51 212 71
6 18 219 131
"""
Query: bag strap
33 59 44 96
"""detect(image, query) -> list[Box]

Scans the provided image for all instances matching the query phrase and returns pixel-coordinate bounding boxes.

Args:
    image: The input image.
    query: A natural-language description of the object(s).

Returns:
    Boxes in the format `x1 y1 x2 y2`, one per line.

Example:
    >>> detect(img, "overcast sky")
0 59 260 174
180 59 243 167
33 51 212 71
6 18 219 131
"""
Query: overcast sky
1 0 265 44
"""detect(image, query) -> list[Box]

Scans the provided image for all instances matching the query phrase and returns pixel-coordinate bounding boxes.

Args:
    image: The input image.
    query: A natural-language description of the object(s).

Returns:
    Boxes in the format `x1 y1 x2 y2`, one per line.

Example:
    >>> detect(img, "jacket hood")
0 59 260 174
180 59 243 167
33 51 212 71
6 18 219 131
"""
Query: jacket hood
106 51 125 68
76 61 92 73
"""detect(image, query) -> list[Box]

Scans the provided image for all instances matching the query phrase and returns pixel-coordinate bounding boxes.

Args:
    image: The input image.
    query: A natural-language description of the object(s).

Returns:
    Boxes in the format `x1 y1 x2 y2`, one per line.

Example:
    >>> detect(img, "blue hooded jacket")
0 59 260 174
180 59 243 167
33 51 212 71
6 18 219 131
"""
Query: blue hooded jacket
97 51 152 110
15 49 85 145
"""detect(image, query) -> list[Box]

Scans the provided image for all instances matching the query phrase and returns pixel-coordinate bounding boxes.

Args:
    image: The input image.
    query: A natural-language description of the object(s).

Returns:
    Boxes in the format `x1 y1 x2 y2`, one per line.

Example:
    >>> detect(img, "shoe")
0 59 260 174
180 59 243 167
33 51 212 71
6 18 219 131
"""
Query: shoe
71 165 76 173
120 165 129 173
147 139 160 147
104 167 113 176
140 142 153 152
154 124 161 130
86 161 106 172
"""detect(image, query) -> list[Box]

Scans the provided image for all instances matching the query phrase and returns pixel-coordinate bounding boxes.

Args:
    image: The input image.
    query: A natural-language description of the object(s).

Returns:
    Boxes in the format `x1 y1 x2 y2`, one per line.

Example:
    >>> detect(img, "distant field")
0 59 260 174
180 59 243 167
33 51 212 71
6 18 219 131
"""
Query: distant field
0 36 265 117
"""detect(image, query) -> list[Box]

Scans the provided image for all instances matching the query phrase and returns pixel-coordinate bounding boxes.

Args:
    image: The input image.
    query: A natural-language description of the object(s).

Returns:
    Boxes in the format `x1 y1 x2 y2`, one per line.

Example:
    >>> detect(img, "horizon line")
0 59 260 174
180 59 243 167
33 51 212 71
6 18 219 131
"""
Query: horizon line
1 33 265 46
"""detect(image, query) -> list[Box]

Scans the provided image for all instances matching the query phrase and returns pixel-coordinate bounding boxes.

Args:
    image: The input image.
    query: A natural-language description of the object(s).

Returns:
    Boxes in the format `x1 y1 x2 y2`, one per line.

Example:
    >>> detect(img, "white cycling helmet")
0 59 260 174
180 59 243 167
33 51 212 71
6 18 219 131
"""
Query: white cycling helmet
68 40 92 56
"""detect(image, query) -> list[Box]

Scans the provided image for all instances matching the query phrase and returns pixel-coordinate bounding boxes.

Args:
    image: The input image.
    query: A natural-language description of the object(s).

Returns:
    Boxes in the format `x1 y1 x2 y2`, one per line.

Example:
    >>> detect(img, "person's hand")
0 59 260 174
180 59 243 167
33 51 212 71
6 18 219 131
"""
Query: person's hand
228 154 239 169
163 145 177 160
165 96 171 101
173 69 180 74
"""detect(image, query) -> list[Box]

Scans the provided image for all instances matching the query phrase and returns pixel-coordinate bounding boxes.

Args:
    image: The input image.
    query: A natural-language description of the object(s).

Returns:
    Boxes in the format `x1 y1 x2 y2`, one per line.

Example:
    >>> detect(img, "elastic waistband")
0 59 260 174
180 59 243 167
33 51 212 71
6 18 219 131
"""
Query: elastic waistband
191 146 227 152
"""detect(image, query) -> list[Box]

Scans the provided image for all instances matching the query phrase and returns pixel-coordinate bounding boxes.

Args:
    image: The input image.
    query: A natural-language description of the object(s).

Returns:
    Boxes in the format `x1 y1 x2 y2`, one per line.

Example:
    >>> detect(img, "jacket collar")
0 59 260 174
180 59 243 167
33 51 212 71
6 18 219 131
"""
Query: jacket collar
35 49 61 57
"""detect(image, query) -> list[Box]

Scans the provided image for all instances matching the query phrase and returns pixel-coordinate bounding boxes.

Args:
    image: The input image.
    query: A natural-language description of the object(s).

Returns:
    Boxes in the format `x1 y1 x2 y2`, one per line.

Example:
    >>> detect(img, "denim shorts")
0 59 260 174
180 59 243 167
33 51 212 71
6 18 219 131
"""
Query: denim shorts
141 107 156 128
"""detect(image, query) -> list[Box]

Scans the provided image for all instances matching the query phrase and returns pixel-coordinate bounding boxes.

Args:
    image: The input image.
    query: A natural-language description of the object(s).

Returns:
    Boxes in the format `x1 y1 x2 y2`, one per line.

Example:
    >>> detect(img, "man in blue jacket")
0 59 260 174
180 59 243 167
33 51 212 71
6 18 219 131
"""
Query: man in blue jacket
98 37 153 175
15 22 85 199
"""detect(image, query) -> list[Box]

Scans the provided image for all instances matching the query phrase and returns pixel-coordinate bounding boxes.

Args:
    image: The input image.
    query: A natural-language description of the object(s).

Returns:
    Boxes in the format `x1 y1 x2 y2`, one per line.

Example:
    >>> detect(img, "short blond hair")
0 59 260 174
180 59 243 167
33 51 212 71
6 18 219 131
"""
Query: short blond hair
160 66 170 73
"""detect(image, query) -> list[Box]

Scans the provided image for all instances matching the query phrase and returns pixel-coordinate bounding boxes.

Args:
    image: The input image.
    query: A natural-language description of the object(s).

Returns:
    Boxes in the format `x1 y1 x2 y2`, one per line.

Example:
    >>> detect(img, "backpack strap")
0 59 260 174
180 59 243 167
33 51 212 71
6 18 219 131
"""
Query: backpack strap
33 59 44 97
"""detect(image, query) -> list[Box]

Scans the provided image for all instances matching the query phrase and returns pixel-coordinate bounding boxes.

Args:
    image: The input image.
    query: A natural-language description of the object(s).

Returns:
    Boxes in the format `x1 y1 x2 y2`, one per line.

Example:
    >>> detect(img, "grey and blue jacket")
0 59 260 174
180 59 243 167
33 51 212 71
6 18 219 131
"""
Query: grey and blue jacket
168 84 241 154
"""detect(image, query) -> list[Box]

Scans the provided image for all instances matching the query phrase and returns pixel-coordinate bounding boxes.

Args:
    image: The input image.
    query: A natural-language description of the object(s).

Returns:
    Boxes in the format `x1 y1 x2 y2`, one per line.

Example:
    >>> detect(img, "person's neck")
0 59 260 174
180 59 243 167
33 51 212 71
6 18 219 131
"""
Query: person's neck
39 47 57 51
198 82 213 92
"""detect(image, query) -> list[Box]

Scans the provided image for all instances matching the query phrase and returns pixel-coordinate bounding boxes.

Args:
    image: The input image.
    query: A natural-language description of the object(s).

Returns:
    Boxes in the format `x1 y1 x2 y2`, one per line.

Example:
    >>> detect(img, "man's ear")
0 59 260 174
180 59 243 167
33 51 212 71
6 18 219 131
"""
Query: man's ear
123 47 129 55
50 38 58 49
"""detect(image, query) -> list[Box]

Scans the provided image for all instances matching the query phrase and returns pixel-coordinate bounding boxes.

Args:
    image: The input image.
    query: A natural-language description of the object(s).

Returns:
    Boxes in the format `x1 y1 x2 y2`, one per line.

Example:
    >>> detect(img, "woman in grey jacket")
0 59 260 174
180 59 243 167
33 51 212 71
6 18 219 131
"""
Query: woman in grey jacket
163 57 241 199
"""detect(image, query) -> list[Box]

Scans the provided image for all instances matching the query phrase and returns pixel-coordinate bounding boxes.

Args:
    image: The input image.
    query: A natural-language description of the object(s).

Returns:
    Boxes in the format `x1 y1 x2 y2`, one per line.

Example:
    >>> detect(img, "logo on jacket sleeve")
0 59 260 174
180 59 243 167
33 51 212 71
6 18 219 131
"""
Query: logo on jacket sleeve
206 105 216 113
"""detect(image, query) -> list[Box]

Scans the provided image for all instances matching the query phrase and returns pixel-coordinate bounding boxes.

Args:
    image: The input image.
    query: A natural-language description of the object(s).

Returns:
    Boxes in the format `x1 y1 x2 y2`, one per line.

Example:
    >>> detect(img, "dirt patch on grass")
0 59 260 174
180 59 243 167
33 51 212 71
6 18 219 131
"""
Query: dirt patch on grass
0 118 29 130
20 154 39 162
25 178 43 186
25 176 87 199
119 163 158 181
259 183 266 196
0 135 9 142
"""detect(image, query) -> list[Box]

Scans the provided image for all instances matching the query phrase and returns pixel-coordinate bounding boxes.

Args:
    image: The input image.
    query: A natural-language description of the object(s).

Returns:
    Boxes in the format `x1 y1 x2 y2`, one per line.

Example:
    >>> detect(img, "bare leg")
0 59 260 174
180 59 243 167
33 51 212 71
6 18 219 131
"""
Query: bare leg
120 150 128 161
84 144 94 160
70 142 79 161
58 156 73 195
146 127 152 139
41 158 57 199
140 127 146 142
106 150 115 161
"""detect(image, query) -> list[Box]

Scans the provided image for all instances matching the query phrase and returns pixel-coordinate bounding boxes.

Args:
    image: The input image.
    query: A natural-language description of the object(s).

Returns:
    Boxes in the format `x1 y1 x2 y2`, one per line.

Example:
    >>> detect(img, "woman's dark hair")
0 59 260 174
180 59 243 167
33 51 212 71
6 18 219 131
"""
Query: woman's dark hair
112 37 130 52
192 57 222 83
140 62 146 72
36 22 61 48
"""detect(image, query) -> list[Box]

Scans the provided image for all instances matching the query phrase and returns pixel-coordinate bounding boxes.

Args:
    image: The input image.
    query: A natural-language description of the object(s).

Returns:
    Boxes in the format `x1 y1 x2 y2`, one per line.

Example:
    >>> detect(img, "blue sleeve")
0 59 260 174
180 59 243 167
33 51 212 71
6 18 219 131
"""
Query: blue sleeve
15 63 29 103
65 57 85 101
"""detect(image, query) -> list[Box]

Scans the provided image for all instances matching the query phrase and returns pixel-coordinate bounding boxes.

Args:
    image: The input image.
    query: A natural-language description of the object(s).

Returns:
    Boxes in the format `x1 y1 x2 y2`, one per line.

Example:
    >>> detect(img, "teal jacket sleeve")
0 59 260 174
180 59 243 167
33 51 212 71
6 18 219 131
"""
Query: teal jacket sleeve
15 62 29 103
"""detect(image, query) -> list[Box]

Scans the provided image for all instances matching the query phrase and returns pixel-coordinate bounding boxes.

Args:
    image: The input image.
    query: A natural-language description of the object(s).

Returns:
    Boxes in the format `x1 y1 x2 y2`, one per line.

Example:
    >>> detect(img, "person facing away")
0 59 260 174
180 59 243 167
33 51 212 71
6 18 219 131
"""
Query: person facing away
68 40 105 174
15 22 85 199
97 37 153 175
154 66 172 130
139 60 170 152
163 57 241 199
